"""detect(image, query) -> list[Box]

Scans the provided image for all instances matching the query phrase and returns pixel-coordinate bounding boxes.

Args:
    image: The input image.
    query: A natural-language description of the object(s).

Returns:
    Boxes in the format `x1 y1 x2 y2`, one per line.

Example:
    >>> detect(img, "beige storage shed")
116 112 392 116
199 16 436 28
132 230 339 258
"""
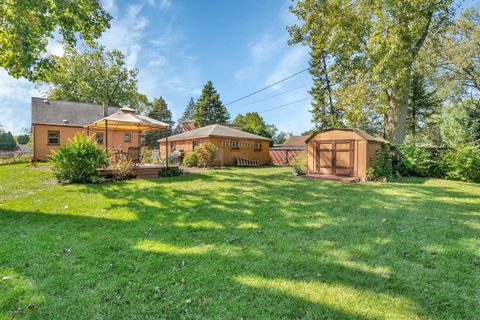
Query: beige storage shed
306 128 387 179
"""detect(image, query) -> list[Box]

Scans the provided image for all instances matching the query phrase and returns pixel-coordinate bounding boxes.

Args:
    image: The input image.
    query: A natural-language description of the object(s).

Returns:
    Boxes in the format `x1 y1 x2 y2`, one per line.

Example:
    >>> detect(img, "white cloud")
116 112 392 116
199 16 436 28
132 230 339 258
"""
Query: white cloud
235 34 284 82
0 70 43 133
100 4 149 67
264 46 309 89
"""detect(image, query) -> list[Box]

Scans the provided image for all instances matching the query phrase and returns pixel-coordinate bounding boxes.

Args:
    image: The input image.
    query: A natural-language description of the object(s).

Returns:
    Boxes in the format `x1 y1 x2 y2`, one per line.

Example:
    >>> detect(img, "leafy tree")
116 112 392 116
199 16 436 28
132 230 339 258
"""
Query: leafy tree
0 131 17 151
179 98 196 122
233 112 276 139
44 44 142 109
288 0 453 144
15 134 30 145
407 72 440 139
145 97 175 148
309 47 343 129
0 0 111 80
273 131 289 145
440 101 478 147
193 81 229 127
436 8 480 100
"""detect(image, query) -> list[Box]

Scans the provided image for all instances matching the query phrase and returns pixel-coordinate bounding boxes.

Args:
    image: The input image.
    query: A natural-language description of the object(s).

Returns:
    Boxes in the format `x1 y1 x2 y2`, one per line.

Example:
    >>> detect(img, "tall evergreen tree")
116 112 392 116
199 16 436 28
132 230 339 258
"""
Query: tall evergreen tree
193 81 229 127
179 98 196 122
407 73 439 139
309 48 343 129
145 97 174 148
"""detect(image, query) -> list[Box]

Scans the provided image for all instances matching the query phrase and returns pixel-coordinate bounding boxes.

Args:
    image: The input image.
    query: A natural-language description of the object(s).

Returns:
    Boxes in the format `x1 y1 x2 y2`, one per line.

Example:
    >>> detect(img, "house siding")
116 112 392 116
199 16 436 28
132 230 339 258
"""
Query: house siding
159 136 270 166
33 124 140 161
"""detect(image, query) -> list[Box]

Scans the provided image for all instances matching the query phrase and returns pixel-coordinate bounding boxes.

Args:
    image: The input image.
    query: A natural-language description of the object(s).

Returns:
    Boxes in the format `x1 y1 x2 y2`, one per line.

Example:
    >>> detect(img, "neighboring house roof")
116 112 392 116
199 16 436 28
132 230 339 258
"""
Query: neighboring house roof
31 97 119 126
158 124 271 142
16 144 32 153
305 128 387 143
173 121 196 134
271 135 309 150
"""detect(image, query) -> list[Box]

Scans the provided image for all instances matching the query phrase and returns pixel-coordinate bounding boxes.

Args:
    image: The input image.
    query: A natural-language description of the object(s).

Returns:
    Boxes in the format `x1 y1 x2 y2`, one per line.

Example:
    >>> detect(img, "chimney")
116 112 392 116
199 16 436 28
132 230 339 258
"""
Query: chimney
102 102 108 117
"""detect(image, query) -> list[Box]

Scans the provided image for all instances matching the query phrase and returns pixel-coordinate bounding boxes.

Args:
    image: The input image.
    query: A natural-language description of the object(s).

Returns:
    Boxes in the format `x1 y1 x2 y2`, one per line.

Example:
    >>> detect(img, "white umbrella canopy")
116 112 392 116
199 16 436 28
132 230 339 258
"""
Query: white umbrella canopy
85 107 170 132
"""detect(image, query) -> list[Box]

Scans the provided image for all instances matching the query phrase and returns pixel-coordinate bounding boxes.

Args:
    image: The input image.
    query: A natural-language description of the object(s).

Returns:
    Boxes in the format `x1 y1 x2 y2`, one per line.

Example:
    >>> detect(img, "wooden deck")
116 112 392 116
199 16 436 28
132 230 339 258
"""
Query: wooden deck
303 173 359 183
132 164 166 179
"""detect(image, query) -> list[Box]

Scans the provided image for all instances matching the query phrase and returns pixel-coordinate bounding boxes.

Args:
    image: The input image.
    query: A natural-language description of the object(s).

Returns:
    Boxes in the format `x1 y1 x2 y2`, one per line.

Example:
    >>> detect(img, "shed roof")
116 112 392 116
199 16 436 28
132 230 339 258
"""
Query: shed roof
31 97 119 126
159 124 271 142
305 128 387 143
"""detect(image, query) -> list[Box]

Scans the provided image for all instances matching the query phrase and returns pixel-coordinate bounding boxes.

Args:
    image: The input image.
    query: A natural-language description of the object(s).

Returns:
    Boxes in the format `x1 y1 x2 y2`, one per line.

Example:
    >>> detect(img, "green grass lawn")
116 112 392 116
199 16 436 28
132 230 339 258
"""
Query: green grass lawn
0 164 479 319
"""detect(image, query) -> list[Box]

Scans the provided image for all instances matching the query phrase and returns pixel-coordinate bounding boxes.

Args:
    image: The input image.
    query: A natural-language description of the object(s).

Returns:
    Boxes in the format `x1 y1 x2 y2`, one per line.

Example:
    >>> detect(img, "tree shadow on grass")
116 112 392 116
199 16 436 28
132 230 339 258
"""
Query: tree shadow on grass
1 168 479 319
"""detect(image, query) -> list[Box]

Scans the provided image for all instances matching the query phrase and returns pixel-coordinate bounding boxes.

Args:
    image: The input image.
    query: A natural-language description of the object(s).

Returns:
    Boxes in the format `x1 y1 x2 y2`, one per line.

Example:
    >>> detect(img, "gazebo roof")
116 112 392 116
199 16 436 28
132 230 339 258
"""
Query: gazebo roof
85 107 170 132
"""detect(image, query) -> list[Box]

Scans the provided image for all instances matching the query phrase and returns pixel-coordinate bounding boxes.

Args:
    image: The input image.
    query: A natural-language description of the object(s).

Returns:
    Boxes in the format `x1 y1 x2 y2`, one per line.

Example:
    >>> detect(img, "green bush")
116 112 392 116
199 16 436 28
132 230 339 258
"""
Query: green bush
197 143 217 168
159 166 183 177
102 159 135 181
371 145 394 181
440 144 480 183
291 151 306 175
182 151 199 167
397 141 433 177
50 133 108 183
0 154 32 166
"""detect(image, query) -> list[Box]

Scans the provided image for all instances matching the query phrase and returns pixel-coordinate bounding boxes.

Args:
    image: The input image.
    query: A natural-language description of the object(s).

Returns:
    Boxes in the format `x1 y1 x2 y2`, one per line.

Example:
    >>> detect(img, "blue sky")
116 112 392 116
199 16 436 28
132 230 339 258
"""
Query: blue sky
0 0 477 135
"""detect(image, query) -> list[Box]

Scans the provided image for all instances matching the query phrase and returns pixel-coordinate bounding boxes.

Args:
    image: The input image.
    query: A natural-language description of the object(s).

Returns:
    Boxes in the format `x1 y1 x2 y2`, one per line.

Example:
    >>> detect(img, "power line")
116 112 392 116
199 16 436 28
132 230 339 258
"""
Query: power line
258 97 311 114
225 67 310 106
232 83 310 108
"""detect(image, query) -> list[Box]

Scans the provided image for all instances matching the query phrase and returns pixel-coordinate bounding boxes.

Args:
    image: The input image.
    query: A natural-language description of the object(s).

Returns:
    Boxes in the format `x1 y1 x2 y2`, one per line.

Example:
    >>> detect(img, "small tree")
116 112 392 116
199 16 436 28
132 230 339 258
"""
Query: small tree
197 143 218 168
0 131 17 151
144 97 174 148
179 98 196 122
50 133 108 183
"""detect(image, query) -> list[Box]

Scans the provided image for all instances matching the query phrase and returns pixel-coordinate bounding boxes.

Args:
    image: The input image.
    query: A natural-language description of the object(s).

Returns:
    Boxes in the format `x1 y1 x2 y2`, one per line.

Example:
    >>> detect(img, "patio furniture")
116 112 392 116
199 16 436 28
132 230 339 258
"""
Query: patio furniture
127 147 143 167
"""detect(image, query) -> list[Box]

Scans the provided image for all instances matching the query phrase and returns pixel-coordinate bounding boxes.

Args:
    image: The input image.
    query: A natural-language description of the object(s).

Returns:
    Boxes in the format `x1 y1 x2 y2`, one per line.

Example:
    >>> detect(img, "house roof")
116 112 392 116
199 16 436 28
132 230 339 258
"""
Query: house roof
173 121 196 134
282 135 310 147
31 97 119 126
158 124 271 142
305 128 387 143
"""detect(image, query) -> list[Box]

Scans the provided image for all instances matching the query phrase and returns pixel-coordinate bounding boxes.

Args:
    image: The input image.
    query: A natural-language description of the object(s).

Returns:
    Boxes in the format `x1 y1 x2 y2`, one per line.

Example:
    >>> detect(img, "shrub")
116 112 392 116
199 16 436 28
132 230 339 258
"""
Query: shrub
197 143 217 168
371 145 394 181
50 133 108 183
182 151 199 167
440 144 480 183
143 147 152 164
0 154 32 166
159 166 183 177
291 151 307 175
397 141 433 177
102 159 135 181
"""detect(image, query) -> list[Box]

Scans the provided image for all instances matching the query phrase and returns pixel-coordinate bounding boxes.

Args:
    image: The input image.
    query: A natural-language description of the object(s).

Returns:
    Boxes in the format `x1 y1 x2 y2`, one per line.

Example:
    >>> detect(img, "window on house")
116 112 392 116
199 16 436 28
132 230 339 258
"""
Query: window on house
230 140 239 151
124 132 132 142
47 131 60 145
254 143 262 151
171 142 176 151
192 140 199 150
95 132 103 144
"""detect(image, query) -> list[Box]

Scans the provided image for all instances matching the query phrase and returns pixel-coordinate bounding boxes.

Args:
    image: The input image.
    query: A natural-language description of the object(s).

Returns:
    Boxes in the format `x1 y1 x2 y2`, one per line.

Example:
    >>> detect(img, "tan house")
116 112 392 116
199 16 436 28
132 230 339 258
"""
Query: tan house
32 98 141 161
306 128 386 179
158 124 271 166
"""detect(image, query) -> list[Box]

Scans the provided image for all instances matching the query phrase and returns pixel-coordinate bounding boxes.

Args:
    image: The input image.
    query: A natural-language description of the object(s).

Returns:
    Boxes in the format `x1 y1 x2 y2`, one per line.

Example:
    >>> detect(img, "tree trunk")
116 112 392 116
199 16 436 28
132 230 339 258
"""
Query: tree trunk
385 88 409 144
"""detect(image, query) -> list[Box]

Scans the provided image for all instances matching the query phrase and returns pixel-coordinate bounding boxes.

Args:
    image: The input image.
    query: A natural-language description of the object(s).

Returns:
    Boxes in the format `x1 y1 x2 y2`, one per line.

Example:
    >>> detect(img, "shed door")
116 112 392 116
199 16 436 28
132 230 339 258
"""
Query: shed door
316 140 354 176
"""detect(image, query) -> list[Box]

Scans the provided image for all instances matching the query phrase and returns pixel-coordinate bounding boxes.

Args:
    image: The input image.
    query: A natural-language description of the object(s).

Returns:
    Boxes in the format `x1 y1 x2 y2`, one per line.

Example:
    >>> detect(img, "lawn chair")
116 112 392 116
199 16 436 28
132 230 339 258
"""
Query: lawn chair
127 147 143 167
